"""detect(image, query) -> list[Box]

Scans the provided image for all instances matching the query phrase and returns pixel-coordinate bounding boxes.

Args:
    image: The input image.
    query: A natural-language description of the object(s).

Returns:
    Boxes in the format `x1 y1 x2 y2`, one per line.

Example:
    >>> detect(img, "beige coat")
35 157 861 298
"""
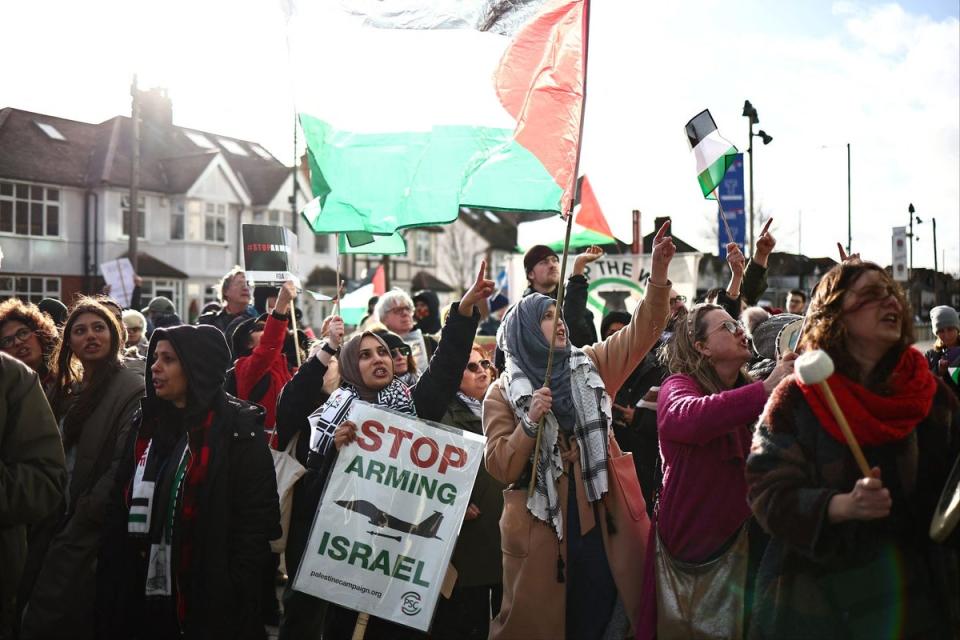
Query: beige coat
482 281 670 640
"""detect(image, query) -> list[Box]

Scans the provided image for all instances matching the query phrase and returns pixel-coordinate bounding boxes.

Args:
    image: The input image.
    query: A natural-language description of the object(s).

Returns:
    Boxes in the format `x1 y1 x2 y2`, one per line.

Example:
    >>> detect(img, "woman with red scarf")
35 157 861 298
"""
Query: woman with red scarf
746 261 960 639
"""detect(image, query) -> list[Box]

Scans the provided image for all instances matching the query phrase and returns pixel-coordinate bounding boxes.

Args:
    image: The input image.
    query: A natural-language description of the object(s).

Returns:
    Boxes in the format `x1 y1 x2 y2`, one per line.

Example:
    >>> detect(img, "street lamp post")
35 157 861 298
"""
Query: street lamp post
742 100 773 255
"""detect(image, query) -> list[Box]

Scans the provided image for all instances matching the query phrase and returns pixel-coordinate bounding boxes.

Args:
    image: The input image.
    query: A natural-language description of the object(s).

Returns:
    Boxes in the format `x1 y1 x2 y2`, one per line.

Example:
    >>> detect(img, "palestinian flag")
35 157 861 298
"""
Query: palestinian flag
574 175 615 241
339 264 386 326
685 109 738 199
949 367 960 385
288 0 587 236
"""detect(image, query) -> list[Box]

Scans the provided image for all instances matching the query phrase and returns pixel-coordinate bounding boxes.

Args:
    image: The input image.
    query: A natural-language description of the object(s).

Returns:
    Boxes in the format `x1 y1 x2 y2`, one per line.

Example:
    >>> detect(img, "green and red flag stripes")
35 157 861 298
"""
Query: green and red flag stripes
287 0 587 236
685 109 738 199
574 175 615 241
950 367 959 385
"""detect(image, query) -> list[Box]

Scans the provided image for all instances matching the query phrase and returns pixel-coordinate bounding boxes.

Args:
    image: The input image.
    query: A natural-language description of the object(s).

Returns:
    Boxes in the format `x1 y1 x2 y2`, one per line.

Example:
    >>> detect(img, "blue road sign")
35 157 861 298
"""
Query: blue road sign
718 153 746 258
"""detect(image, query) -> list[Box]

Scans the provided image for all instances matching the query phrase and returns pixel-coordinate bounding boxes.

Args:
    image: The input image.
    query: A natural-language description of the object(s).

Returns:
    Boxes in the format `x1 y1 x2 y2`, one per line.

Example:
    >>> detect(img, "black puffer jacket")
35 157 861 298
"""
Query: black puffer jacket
98 325 279 640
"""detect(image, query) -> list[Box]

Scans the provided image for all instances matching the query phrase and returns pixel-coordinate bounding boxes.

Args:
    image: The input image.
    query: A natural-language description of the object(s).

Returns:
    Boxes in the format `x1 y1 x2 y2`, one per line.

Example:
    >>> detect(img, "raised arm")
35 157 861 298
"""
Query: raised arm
658 374 767 446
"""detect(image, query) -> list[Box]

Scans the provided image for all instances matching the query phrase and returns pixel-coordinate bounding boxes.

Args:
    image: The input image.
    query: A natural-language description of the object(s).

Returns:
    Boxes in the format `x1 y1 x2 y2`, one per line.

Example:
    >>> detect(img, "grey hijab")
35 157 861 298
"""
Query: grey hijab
498 293 575 429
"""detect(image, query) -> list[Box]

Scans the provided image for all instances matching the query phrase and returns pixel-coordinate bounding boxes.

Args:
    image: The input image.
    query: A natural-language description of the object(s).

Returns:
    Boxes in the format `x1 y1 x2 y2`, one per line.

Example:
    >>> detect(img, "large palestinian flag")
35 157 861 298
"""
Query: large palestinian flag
288 0 587 236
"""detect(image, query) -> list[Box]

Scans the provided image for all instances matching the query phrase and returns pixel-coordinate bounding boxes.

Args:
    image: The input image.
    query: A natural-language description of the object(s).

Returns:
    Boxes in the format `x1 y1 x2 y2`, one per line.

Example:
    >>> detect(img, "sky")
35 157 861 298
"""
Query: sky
1 0 957 274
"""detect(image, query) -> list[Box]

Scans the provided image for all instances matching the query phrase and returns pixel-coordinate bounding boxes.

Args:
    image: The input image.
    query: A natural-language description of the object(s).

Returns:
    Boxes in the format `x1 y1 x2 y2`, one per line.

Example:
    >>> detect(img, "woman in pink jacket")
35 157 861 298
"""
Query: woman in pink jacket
638 303 795 639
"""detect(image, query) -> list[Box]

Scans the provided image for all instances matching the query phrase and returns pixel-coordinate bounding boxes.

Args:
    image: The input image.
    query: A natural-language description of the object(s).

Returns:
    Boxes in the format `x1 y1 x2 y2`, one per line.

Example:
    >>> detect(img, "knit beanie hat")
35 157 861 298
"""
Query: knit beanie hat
931 305 959 332
523 245 558 276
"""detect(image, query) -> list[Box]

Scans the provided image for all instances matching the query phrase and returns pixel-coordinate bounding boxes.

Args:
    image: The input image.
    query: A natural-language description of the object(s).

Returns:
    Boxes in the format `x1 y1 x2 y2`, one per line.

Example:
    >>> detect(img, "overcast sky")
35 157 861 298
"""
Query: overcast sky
2 0 957 273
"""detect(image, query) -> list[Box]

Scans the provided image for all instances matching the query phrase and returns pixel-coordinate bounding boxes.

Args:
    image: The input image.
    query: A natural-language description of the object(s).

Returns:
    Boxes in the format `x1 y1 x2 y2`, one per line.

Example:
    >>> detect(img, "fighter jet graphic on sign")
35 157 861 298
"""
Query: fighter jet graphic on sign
335 499 444 540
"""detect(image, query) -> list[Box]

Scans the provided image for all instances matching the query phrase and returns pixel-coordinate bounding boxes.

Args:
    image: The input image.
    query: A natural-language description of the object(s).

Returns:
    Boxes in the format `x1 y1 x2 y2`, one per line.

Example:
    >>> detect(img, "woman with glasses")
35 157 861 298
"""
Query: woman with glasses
375 330 418 386
432 345 505 639
638 303 796 640
19 298 144 639
0 298 61 388
745 262 960 638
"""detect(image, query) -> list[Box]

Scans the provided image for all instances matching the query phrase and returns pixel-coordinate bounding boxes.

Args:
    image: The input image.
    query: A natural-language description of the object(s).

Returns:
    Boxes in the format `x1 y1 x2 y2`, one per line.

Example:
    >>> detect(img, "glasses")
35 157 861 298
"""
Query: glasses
391 345 412 358
669 295 687 305
707 320 745 336
846 283 898 312
0 327 34 350
466 360 492 374
388 306 413 316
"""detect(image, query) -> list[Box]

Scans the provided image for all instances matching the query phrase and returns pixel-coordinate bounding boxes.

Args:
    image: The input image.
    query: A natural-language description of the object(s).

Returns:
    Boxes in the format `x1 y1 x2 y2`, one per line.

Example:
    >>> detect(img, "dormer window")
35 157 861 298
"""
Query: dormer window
35 122 66 141
185 131 215 149
217 138 249 156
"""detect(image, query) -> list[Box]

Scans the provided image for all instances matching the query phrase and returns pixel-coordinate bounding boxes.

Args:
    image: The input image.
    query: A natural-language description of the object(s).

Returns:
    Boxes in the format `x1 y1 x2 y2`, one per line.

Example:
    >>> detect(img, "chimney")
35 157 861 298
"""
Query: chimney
631 209 641 254
140 87 173 128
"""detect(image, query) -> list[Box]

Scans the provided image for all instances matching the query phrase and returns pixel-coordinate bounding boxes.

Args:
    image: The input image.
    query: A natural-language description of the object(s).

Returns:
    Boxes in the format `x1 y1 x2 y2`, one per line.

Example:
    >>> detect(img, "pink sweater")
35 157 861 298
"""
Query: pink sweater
637 373 767 640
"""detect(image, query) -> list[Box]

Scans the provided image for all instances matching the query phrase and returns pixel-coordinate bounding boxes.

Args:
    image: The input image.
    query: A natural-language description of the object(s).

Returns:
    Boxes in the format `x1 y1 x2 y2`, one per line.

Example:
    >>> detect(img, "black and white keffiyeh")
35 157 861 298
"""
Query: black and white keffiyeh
497 295 612 539
308 379 416 454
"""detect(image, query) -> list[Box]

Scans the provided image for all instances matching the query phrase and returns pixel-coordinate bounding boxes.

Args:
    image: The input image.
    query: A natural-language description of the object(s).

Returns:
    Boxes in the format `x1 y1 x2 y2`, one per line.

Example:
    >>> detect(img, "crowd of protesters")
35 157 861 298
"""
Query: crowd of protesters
1 219 959 640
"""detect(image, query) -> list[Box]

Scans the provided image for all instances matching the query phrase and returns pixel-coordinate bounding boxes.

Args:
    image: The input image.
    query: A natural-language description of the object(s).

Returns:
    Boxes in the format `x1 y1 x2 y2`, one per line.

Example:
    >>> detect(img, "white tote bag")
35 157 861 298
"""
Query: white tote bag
270 432 306 553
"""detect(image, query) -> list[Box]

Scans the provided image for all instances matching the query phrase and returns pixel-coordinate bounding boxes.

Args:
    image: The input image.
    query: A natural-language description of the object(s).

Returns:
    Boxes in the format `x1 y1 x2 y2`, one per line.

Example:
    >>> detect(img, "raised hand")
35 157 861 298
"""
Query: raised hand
754 218 776 267
763 351 798 394
837 242 861 264
726 243 746 278
275 279 298 315
573 245 604 275
650 220 676 286
326 315 345 350
459 260 495 317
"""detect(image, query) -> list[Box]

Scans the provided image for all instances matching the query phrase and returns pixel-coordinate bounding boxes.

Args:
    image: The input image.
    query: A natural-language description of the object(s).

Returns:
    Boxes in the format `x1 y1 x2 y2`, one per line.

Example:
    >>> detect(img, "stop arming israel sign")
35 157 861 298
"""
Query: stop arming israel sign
293 401 485 632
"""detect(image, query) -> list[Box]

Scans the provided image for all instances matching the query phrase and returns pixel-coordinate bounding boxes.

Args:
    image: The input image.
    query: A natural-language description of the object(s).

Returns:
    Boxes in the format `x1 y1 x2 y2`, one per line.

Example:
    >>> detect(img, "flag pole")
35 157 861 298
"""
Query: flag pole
528 0 592 499
335 233 342 317
713 186 736 245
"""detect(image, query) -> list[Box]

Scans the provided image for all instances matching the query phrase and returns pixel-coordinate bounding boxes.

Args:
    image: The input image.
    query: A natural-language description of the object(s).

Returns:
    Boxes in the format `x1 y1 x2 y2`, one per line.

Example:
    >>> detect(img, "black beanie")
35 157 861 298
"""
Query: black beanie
600 311 632 339
523 245 559 276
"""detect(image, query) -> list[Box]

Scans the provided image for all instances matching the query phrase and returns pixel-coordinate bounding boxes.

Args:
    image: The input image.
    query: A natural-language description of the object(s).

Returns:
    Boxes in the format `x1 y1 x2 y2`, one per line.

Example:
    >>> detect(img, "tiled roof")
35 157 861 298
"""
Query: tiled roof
0 105 290 206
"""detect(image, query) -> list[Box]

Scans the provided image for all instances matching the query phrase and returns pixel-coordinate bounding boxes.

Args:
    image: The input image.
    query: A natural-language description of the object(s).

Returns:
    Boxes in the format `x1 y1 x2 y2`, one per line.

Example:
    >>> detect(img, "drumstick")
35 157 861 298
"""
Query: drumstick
795 350 871 477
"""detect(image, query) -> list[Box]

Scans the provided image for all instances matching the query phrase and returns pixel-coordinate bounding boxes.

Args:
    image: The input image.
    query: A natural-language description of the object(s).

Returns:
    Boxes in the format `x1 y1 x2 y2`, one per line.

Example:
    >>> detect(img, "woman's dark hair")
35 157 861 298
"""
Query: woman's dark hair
49 297 125 448
0 298 60 376
799 261 914 388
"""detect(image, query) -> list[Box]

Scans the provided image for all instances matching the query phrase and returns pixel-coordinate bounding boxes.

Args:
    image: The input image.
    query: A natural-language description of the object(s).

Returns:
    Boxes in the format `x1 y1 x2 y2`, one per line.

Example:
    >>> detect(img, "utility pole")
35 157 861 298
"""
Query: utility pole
128 75 141 271
747 126 755 256
846 143 851 255
932 216 938 305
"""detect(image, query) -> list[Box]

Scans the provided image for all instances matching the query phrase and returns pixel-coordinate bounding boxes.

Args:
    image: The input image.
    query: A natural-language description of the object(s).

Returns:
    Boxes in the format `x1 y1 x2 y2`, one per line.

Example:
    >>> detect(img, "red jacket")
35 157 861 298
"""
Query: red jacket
234 312 291 431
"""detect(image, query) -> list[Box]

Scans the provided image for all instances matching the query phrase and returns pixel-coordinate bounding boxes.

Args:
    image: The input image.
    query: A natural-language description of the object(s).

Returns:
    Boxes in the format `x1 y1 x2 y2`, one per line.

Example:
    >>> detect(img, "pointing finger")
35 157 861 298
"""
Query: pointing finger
760 218 773 235
654 220 671 242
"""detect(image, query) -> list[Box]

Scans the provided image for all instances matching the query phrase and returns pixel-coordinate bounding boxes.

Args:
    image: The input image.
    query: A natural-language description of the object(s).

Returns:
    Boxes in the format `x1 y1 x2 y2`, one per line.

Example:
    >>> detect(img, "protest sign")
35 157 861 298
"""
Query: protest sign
403 329 429 373
100 258 135 308
242 224 300 286
294 401 485 632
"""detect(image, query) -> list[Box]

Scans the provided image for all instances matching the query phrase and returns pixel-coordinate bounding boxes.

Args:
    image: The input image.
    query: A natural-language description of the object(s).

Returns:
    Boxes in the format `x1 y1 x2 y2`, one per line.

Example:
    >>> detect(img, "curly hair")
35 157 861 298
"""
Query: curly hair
0 297 60 376
658 303 752 395
49 297 126 448
798 261 914 388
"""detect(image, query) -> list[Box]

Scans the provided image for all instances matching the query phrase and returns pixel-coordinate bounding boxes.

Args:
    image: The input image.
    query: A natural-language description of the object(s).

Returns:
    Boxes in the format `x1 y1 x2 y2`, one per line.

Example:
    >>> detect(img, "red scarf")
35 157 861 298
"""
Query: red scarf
798 348 937 447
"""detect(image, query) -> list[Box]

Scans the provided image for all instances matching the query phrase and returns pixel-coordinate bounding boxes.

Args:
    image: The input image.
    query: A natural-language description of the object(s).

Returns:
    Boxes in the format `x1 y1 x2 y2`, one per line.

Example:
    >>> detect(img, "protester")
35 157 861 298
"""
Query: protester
479 293 509 337
746 262 960 638
280 262 490 639
359 295 379 328
433 345 506 640
522 244 602 349
20 298 144 639
413 289 442 334
141 296 182 336
229 280 298 431
638 302 797 640
0 352 66 639
37 297 68 328
374 329 418 386
741 306 770 339
0 298 60 387
97 323 280 640
926 305 960 399
481 223 675 640
122 309 149 357
786 288 807 314
197 267 257 335
374 289 436 363
709 230 775 318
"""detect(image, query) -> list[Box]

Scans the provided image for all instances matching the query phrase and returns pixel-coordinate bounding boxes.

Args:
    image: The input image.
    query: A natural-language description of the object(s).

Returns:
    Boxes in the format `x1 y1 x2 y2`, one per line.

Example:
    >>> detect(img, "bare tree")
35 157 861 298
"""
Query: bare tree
439 220 482 294
701 203 776 253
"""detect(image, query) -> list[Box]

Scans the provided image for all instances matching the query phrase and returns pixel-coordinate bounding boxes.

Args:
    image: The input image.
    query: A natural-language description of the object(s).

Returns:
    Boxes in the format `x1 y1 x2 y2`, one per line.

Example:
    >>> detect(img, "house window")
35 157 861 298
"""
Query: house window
204 202 227 242
170 201 185 240
0 181 61 237
414 231 433 264
252 210 264 224
314 233 330 253
186 200 203 240
121 194 146 238
268 210 281 226
0 275 61 304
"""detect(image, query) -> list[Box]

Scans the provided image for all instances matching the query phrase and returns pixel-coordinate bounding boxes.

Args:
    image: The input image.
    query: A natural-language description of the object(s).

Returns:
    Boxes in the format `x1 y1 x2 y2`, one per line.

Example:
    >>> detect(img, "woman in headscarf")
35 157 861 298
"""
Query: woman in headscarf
277 262 492 639
481 222 675 640
19 298 144 639
746 261 960 638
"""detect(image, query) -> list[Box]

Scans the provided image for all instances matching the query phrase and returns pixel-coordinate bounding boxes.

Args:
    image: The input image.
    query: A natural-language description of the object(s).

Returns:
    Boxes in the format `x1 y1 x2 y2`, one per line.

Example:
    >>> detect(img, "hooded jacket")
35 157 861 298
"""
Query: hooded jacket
232 311 292 429
413 289 442 335
98 325 280 640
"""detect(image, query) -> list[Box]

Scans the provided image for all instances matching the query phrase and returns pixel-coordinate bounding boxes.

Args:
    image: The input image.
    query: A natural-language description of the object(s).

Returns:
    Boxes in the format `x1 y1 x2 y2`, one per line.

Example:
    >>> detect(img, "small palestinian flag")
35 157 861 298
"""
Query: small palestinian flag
949 367 959 385
686 109 738 199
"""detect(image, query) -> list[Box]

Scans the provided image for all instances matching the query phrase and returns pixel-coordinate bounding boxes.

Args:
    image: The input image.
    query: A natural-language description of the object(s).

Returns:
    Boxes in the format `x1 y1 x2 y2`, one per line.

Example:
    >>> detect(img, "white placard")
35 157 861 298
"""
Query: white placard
100 258 135 308
294 401 485 632
892 226 908 282
403 329 430 374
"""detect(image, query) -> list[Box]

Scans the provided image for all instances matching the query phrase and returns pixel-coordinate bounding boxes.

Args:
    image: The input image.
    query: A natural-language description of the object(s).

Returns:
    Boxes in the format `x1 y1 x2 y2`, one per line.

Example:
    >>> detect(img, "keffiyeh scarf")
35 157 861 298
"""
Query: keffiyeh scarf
308 379 416 454
501 347 612 539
